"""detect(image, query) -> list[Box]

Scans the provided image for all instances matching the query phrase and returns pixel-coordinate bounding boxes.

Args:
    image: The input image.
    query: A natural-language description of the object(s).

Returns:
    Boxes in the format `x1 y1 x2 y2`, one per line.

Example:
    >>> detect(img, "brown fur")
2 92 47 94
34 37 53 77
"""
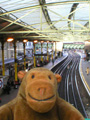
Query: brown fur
0 67 84 120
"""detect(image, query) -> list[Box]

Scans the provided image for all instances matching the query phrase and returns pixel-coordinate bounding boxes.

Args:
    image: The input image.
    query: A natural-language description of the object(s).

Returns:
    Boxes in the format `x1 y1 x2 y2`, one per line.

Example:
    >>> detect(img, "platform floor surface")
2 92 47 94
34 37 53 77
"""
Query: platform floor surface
80 58 90 95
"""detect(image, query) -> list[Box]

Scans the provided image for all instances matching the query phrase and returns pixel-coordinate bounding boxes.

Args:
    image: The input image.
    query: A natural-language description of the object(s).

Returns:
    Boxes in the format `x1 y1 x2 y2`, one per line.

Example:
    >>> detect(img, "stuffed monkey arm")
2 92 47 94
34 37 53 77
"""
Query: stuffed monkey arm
0 104 13 120
57 97 84 120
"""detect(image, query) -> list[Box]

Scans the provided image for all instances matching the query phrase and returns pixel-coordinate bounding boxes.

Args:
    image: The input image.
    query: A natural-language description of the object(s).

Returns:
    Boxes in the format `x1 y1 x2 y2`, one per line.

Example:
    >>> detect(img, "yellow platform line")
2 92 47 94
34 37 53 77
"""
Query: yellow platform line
79 59 90 96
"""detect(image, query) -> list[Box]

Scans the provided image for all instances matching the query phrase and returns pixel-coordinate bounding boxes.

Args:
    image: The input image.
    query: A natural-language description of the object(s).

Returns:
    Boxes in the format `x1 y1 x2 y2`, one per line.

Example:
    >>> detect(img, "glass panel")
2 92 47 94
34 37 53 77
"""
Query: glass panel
13 8 48 30
47 4 72 29
75 3 89 26
0 0 51 30
46 0 78 3
0 0 39 11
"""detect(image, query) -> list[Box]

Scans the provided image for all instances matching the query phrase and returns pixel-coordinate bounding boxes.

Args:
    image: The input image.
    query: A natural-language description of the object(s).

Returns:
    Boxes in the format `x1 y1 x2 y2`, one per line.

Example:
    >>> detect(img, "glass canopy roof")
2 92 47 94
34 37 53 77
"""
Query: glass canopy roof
0 0 90 42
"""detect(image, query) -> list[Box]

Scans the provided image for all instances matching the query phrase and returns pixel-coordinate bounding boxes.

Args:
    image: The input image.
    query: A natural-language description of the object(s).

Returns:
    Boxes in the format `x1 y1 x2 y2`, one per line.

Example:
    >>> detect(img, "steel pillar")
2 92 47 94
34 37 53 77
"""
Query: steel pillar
47 42 49 61
33 42 36 67
1 41 5 76
14 41 18 86
41 42 43 62
52 42 54 60
23 43 26 70
55 42 57 58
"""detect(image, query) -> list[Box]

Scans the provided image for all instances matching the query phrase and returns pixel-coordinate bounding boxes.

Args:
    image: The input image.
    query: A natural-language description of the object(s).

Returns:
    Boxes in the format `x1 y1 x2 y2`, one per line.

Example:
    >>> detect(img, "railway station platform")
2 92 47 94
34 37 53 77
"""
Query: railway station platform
0 53 68 106
79 58 90 96
79 53 90 96
44 53 67 70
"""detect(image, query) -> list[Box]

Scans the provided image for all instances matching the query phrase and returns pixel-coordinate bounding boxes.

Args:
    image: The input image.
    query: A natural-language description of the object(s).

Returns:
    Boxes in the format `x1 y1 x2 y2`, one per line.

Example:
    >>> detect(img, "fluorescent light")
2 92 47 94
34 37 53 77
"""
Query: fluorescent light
7 37 14 42
23 39 28 43
34 40 38 43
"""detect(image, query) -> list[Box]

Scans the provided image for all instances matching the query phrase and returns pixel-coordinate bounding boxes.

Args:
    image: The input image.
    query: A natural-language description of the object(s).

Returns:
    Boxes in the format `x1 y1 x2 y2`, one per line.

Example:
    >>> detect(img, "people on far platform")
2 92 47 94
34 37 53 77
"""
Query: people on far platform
52 58 54 65
86 67 89 75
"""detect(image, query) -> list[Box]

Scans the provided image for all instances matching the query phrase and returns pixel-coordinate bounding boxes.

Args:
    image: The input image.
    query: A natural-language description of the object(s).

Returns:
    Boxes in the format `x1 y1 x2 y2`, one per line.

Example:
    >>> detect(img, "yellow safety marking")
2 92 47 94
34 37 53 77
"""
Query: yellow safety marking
80 59 90 93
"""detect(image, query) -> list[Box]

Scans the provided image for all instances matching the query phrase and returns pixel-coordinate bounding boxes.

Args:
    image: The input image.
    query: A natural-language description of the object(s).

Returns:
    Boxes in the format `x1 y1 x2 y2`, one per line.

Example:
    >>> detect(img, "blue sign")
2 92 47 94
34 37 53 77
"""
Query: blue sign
85 119 90 120
0 78 3 88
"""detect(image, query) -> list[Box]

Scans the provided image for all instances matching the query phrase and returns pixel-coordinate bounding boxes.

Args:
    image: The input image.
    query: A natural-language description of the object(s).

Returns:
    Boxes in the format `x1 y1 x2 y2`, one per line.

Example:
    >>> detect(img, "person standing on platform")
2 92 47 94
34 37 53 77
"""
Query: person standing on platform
52 58 54 65
86 67 89 75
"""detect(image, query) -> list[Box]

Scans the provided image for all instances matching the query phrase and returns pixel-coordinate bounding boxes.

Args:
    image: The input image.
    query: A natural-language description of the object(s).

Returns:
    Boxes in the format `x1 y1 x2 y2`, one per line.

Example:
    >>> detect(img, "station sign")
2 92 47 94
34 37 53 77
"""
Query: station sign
0 78 3 88
34 54 47 56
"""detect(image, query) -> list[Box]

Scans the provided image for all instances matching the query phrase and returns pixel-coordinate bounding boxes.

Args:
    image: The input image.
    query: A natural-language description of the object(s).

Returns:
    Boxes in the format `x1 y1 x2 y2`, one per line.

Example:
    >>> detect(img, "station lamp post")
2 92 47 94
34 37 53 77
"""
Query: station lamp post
7 37 14 77
55 42 57 58
1 37 14 76
51 41 54 60
7 37 19 87
13 40 18 87
1 40 5 76
8 38 19 88
23 39 28 70
41 41 44 62
1 37 14 77
47 41 49 61
33 40 38 67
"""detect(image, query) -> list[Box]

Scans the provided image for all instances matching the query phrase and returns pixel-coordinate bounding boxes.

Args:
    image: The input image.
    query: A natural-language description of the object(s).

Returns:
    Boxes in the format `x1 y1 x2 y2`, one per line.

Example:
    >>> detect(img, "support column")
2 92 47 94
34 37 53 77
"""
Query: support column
1 41 5 76
14 41 18 86
33 42 36 67
47 42 49 61
51 42 54 60
41 42 43 62
23 43 26 70
55 42 57 58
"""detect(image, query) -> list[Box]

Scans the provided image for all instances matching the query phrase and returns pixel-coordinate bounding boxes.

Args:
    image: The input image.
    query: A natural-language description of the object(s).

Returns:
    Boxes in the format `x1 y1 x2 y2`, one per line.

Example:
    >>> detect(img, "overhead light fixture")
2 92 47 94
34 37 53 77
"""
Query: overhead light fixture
7 37 14 42
41 41 44 43
23 39 28 43
47 41 49 43
34 40 38 43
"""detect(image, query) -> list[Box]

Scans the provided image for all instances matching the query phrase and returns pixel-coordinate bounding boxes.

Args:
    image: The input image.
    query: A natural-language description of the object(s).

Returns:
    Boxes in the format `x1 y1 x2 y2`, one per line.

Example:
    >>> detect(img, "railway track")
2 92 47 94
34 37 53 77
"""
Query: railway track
51 52 88 118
